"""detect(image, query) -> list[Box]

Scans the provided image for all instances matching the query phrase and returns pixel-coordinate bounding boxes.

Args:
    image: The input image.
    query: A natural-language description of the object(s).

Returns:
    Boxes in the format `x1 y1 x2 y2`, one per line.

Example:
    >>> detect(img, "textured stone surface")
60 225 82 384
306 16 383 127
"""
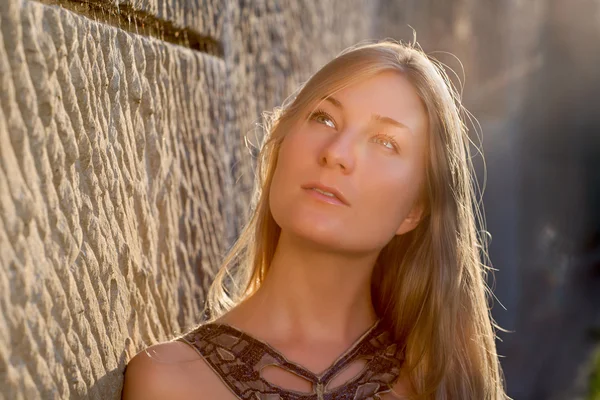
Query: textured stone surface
0 0 375 398
0 1 231 397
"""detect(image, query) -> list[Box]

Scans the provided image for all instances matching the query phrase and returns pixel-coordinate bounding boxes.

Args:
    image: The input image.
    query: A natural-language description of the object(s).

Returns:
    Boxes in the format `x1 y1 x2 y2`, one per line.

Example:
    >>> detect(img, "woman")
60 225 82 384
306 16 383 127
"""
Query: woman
122 39 508 399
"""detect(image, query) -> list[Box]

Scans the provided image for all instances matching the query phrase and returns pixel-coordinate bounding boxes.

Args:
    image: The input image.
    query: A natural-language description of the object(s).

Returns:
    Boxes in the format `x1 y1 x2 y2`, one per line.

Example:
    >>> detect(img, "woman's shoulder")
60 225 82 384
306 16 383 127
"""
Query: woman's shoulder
121 338 237 400
120 340 198 400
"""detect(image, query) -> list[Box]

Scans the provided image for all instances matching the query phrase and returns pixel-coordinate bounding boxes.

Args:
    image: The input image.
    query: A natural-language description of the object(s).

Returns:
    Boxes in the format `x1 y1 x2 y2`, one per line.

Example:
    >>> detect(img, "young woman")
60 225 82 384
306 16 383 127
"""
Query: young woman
122 39 508 399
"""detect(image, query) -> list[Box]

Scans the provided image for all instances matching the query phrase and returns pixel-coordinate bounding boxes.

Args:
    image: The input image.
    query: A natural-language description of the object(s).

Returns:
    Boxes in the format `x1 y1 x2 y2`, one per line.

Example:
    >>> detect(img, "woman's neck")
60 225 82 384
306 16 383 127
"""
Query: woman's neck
227 231 380 344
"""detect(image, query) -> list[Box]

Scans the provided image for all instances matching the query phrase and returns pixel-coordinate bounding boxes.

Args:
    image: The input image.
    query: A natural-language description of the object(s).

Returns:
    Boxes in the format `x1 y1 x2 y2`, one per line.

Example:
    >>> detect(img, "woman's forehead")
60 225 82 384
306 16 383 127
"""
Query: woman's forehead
316 74 428 133
337 72 419 104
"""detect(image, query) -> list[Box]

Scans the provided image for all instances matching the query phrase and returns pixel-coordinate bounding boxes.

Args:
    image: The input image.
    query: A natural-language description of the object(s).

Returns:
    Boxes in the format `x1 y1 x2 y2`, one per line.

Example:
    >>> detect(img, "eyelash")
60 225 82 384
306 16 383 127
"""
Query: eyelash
308 108 399 151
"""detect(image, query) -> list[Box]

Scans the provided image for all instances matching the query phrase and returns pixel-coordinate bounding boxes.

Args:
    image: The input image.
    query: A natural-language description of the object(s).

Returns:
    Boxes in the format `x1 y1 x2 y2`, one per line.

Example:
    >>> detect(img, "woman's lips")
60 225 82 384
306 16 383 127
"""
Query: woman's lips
303 188 347 206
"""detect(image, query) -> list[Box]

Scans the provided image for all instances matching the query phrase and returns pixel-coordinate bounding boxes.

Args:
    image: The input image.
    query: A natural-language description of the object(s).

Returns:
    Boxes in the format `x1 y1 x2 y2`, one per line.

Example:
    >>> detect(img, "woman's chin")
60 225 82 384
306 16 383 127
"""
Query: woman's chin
281 219 348 248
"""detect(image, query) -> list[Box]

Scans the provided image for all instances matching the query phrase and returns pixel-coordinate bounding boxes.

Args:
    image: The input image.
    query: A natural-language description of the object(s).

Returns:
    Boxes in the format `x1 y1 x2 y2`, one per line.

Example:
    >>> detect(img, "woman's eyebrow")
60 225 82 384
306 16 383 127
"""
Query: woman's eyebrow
322 95 412 135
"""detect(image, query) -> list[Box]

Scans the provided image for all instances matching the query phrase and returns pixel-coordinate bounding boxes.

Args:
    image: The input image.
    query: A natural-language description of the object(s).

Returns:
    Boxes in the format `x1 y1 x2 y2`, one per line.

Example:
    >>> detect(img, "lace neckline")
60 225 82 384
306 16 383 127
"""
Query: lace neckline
175 317 403 399
209 318 383 379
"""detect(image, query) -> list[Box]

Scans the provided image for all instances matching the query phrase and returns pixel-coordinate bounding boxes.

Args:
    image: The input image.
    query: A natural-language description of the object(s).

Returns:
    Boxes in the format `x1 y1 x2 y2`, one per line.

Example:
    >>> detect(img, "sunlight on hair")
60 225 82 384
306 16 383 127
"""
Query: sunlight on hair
199 38 510 400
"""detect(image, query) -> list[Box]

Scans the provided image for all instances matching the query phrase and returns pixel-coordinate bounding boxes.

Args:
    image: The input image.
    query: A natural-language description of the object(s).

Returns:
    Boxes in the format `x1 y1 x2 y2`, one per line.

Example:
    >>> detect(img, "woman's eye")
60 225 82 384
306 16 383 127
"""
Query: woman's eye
311 110 336 128
374 135 399 151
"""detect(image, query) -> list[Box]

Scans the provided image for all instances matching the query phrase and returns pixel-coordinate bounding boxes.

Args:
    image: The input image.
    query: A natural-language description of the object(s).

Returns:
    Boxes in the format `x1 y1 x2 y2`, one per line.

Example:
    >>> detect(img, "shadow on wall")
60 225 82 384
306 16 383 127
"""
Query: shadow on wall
88 349 128 399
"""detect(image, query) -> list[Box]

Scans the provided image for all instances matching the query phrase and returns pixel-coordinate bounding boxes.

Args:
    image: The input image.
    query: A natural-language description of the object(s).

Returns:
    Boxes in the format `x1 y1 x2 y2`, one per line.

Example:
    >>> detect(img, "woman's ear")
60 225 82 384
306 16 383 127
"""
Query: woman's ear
395 201 425 236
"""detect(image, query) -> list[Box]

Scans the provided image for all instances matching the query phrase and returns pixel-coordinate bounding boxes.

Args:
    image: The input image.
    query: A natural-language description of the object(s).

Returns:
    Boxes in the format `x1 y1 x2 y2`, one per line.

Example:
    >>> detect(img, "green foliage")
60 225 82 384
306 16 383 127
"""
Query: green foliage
590 349 600 400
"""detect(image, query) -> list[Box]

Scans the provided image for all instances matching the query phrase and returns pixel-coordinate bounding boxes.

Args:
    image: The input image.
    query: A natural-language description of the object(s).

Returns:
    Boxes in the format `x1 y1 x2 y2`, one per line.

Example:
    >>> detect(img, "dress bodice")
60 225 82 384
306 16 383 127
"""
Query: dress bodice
173 319 404 400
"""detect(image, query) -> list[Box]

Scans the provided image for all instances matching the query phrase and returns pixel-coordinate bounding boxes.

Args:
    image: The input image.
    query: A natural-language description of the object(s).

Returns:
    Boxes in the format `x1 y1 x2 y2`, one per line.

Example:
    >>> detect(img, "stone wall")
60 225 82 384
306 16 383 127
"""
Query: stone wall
0 1 376 398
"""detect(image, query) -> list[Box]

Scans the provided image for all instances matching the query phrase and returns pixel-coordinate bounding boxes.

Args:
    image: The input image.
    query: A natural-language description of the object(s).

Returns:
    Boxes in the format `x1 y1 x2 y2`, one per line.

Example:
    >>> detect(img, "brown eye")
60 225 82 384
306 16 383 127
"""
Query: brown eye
310 109 336 129
373 133 399 152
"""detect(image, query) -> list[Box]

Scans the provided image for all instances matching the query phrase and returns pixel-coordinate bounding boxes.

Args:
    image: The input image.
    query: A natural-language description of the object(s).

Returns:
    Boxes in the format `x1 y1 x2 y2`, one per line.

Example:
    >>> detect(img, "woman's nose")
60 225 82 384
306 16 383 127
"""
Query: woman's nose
318 130 357 173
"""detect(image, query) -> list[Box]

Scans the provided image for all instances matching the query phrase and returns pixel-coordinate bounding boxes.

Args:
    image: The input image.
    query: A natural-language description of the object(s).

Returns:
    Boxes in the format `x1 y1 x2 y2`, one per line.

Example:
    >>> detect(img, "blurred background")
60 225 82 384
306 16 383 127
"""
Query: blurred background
0 0 598 399
378 2 600 399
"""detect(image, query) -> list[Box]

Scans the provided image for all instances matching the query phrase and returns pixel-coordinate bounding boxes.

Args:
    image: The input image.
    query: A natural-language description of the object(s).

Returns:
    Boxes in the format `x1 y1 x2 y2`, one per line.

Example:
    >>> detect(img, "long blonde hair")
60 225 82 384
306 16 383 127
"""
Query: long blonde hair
204 39 508 399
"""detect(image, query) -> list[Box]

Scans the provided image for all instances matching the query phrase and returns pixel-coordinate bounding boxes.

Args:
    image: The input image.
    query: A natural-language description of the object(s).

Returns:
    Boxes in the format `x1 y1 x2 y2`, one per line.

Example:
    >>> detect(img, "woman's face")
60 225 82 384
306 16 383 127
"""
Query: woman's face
269 70 429 254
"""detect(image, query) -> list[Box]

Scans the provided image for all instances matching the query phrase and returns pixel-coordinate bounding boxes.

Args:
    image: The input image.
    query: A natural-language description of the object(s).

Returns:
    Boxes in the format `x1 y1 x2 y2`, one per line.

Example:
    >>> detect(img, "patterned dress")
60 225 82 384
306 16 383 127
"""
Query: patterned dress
173 319 404 400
